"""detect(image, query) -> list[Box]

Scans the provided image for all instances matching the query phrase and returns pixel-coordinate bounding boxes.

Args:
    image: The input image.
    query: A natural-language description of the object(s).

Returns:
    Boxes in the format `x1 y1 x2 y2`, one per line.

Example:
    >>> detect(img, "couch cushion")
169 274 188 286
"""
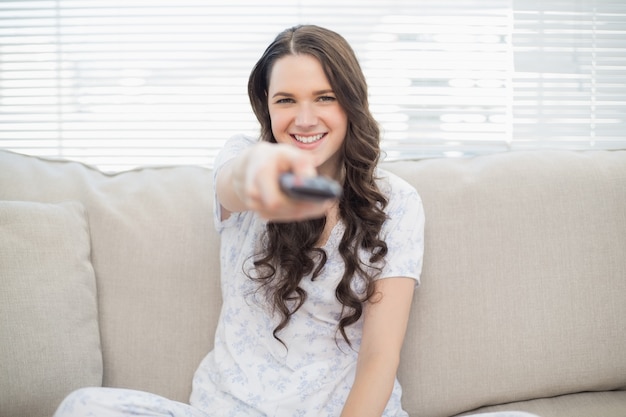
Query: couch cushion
0 150 220 403
386 150 626 417
0 200 102 417
456 390 626 417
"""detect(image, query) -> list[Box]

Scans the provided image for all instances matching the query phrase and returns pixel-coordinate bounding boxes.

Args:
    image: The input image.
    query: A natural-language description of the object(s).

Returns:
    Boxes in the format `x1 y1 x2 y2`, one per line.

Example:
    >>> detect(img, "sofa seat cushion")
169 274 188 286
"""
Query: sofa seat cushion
0 201 102 417
456 390 626 417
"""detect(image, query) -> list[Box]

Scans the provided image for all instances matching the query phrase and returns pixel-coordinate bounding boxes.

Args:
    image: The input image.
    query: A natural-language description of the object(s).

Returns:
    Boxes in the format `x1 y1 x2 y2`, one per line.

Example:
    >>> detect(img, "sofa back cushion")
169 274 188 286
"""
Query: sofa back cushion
0 151 221 405
386 150 626 416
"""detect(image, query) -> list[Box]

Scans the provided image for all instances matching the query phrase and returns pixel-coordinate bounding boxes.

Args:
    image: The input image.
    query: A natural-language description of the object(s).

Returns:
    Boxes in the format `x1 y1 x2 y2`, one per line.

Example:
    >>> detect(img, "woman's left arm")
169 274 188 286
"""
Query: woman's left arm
340 276 416 417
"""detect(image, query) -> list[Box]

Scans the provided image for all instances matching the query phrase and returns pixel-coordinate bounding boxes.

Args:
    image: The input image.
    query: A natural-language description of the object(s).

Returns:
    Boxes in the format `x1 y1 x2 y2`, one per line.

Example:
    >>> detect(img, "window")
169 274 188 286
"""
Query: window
1 0 625 171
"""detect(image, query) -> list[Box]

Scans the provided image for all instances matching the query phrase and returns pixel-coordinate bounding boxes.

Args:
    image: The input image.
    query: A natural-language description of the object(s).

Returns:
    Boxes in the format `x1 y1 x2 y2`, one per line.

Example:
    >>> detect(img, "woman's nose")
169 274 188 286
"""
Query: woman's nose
295 103 317 127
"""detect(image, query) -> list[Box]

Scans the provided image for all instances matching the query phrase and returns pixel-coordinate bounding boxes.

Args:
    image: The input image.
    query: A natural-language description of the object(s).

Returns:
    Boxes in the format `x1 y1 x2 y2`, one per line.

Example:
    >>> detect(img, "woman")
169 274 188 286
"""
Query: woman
191 24 423 417
54 24 538 417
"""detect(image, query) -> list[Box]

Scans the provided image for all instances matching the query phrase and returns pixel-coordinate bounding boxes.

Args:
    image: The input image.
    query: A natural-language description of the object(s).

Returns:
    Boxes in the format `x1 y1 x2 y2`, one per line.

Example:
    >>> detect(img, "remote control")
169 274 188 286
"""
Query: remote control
279 173 342 202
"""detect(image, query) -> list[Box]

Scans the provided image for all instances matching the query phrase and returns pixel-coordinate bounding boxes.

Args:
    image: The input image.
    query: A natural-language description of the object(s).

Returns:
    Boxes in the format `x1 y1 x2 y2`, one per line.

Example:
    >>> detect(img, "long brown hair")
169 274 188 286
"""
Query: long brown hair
247 25 388 346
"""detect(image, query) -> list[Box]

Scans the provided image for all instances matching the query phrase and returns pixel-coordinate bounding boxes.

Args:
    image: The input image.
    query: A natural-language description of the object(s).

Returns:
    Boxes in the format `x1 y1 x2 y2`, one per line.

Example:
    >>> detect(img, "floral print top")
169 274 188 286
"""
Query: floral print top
190 135 425 417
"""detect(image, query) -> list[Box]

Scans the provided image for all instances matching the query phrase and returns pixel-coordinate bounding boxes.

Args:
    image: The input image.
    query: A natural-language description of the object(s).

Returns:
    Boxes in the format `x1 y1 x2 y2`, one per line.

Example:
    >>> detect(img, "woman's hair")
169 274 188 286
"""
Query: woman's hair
247 25 388 346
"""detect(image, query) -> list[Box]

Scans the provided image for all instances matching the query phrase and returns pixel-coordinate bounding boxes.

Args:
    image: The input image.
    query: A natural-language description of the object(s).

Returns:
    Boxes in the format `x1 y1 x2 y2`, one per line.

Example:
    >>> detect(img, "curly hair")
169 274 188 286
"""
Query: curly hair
246 25 388 346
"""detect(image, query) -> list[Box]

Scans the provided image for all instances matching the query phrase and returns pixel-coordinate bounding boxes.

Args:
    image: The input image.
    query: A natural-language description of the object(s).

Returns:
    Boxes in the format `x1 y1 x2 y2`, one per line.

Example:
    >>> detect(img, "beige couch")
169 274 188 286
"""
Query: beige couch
1 148 625 417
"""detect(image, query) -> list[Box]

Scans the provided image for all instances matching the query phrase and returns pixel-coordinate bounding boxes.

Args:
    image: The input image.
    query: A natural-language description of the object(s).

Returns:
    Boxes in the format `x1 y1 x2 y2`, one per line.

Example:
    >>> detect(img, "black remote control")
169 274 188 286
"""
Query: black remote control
279 173 342 202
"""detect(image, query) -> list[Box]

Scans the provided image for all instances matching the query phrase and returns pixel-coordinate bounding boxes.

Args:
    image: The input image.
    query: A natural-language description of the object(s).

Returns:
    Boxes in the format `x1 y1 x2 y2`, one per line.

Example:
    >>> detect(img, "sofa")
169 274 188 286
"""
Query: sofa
1 147 625 417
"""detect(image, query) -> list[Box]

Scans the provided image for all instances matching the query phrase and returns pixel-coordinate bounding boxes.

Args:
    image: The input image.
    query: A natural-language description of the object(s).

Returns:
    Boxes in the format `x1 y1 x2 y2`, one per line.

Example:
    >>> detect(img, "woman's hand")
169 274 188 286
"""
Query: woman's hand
217 142 335 222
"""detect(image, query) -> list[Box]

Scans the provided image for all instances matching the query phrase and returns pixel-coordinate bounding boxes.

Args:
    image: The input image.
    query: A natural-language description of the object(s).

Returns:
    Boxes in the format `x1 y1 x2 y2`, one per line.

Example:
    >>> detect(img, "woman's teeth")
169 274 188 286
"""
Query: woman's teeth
294 133 324 144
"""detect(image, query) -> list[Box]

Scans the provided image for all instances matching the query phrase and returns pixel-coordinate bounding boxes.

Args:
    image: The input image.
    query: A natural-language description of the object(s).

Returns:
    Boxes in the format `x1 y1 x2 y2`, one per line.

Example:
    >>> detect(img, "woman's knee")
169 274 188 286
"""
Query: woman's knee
54 387 103 416
54 386 207 417
53 387 147 416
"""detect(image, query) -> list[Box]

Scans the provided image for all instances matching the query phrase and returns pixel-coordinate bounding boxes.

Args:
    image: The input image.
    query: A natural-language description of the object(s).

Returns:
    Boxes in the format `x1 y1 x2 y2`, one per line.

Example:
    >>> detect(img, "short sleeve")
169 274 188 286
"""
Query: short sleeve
212 134 257 232
377 171 425 285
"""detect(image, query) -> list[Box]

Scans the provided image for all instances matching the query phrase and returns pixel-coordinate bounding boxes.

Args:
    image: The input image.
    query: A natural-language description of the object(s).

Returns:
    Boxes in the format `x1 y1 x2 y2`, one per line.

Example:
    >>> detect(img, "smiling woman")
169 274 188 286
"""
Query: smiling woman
0 0 625 171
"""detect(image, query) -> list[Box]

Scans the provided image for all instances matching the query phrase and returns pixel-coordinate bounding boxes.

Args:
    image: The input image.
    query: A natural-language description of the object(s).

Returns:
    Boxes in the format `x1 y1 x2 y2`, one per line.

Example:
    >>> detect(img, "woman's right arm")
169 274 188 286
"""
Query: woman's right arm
215 141 332 222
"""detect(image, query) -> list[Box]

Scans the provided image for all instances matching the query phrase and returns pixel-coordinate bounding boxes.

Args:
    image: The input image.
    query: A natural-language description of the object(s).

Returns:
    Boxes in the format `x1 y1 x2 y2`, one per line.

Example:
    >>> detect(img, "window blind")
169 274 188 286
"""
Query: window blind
512 0 626 150
1 0 625 171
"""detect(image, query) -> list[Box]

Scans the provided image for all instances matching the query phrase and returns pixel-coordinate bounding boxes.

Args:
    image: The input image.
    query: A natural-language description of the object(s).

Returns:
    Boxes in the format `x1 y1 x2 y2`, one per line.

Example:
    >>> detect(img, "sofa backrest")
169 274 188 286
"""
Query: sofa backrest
0 151 221 416
386 150 626 415
1 148 625 417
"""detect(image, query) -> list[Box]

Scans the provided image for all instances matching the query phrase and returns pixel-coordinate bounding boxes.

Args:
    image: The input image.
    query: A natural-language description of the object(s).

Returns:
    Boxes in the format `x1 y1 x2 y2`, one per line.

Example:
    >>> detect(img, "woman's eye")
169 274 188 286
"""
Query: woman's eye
275 98 294 104
318 96 336 102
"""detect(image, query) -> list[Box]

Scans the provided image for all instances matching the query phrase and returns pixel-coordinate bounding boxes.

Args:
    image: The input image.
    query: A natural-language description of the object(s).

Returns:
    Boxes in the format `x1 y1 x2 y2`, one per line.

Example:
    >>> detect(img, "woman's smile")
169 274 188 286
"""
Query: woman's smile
292 133 326 145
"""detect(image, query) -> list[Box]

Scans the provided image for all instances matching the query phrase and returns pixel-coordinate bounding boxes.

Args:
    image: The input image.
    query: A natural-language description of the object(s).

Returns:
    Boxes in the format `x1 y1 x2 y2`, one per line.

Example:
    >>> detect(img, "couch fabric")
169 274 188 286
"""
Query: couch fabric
0 201 101 417
1 148 625 417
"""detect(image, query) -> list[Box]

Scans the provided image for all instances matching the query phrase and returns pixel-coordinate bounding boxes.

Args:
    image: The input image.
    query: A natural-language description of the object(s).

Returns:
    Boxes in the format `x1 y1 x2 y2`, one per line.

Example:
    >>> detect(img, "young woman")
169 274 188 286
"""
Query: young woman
190 24 423 417
54 24 538 417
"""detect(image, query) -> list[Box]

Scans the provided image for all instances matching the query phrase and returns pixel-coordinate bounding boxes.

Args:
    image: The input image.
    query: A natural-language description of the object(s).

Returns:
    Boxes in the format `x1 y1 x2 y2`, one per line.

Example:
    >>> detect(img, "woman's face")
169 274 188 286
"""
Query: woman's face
267 53 348 178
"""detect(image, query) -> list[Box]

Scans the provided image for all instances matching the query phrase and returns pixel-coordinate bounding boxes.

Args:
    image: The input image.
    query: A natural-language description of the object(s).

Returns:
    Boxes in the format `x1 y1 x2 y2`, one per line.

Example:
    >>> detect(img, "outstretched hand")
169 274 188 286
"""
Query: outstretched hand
224 142 336 222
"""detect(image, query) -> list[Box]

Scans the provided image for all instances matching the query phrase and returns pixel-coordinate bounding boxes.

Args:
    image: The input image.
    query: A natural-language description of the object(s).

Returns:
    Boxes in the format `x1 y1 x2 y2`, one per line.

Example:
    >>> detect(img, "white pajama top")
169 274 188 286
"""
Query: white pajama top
190 135 425 417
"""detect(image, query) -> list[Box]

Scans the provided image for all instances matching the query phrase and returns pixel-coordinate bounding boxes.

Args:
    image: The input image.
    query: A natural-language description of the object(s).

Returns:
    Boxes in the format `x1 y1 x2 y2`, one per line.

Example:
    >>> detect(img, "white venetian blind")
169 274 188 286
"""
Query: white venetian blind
512 0 626 150
1 0 625 171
